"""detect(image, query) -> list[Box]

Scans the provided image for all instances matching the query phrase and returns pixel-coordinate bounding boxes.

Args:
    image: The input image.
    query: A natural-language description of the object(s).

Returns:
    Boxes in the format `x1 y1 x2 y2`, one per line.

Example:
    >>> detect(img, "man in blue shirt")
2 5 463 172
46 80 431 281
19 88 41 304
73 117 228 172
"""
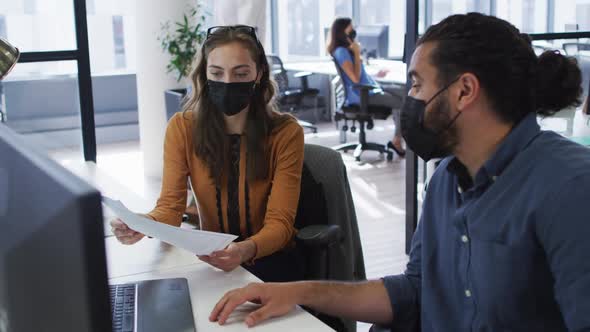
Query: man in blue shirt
209 13 590 331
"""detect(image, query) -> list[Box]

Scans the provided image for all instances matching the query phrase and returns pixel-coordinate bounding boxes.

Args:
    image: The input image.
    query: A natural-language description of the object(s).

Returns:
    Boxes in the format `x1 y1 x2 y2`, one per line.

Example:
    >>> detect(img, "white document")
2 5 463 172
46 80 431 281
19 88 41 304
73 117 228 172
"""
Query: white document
102 196 237 255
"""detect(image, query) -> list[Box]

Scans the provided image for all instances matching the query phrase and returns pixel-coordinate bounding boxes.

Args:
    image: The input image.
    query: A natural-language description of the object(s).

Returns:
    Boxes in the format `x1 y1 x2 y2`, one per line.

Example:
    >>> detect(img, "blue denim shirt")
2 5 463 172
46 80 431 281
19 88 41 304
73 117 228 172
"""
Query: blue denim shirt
383 113 590 331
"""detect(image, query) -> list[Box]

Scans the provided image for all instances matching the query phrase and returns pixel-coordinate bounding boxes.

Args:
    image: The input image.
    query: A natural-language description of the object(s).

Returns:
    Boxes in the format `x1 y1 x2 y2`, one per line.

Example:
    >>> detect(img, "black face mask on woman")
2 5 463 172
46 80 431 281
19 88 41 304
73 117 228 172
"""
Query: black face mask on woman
400 77 461 162
207 80 256 116
348 29 357 41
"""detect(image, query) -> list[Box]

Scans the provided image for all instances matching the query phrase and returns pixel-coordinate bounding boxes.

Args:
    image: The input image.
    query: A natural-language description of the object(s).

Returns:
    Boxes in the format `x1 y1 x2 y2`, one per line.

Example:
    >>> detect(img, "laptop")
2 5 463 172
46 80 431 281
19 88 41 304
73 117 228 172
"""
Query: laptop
110 278 196 332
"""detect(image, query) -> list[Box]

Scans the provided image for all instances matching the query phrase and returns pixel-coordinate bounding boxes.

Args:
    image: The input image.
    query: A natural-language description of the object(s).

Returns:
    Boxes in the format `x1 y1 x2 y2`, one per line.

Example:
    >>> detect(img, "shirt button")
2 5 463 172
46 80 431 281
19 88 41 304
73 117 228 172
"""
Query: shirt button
457 186 463 194
492 176 498 182
461 235 469 243
465 289 472 297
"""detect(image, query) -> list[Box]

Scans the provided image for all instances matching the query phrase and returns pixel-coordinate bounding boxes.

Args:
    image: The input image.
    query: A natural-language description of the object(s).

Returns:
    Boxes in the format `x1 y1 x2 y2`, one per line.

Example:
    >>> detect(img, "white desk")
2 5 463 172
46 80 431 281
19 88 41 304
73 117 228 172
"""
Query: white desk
284 58 407 85
63 161 333 332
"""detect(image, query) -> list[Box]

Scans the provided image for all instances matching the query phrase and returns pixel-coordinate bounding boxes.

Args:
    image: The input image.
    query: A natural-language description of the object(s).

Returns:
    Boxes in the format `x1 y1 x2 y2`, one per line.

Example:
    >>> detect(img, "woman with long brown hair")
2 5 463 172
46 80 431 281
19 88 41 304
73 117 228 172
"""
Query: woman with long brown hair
328 17 406 156
110 25 305 282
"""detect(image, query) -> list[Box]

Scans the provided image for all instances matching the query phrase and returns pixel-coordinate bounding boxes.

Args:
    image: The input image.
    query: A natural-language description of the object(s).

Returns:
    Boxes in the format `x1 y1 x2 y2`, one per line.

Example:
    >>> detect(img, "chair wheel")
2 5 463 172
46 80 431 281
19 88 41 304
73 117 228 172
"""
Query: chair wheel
367 121 374 130
387 152 394 161
342 125 349 131
351 126 356 133
355 156 361 162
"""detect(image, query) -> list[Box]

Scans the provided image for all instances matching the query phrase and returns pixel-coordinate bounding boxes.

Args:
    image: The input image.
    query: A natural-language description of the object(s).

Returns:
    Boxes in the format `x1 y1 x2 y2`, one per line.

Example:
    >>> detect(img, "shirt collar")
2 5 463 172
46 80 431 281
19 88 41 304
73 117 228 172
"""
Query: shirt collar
447 112 541 190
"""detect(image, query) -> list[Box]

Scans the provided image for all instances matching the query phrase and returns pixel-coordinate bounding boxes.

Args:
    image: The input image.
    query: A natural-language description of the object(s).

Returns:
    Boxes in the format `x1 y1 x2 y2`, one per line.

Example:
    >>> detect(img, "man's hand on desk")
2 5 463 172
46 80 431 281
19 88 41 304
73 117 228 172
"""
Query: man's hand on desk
110 218 145 245
210 282 300 327
198 240 257 272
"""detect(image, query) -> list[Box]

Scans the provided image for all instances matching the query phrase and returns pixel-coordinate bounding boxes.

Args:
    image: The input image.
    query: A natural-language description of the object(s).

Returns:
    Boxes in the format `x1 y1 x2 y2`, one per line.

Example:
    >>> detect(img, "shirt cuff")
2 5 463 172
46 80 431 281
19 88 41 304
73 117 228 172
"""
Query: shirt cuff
381 275 420 330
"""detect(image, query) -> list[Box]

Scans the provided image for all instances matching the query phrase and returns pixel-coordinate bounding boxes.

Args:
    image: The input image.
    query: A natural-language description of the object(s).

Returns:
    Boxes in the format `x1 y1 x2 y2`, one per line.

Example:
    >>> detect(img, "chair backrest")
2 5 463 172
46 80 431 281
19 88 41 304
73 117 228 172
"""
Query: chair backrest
300 143 365 332
330 75 347 113
266 54 289 91
331 55 354 103
294 163 328 232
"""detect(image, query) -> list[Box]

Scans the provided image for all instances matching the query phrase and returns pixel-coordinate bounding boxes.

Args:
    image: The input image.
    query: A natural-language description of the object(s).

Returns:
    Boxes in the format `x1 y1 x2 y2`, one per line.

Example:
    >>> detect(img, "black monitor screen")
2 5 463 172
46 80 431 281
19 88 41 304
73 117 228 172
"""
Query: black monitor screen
0 124 111 332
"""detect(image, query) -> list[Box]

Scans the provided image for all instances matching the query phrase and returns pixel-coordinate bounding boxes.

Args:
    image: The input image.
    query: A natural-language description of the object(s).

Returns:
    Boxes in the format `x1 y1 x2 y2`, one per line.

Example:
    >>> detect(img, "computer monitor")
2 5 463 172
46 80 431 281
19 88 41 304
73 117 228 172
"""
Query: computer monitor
0 124 111 331
356 25 389 59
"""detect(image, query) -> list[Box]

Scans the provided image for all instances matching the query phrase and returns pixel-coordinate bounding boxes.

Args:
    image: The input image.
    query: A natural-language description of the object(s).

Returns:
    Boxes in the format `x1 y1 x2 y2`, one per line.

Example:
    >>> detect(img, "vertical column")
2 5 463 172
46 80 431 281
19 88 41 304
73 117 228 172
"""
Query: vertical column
73 0 97 162
135 0 188 178
405 0 419 255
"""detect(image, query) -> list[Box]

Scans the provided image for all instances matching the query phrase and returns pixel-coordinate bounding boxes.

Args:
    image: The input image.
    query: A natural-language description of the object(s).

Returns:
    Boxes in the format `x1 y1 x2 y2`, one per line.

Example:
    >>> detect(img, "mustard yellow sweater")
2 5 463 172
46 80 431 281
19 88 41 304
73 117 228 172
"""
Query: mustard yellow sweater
147 112 304 260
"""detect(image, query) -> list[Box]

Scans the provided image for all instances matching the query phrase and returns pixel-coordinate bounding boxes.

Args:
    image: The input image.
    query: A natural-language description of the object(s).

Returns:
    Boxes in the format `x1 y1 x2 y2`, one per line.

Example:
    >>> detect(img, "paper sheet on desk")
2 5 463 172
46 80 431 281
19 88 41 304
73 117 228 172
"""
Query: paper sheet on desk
102 197 237 255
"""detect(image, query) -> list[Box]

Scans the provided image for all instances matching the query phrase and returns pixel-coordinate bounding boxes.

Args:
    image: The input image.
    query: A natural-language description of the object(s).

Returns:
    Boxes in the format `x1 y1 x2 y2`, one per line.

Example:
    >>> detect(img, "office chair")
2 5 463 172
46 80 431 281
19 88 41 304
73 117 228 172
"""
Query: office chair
266 55 319 133
331 58 394 161
295 144 366 332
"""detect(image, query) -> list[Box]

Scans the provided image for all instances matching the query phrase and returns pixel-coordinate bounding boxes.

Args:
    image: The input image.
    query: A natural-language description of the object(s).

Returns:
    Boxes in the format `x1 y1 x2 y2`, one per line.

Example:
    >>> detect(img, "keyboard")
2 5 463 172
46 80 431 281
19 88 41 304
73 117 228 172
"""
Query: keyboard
110 284 136 332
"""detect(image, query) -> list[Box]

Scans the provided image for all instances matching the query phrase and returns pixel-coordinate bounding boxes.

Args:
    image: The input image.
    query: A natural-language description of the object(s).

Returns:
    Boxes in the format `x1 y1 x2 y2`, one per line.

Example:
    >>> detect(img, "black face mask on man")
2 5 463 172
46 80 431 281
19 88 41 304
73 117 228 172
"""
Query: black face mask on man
400 77 462 161
207 80 256 116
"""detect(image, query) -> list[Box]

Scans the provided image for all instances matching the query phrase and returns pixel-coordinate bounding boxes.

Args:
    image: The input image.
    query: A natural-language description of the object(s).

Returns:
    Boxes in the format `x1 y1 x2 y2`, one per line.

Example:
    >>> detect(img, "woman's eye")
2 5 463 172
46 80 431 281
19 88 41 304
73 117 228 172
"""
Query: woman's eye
210 72 222 77
235 73 249 78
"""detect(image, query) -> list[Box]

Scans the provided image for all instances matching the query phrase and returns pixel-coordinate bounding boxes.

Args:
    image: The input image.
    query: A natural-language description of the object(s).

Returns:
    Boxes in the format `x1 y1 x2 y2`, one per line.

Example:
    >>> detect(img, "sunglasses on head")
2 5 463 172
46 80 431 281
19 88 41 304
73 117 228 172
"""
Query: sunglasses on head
206 25 258 40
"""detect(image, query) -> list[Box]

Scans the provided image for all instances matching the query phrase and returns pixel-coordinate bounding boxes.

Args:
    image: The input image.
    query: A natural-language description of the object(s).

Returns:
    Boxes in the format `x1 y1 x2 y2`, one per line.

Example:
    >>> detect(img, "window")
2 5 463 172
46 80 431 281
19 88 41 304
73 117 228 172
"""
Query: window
87 0 136 74
87 0 96 15
112 16 126 69
287 0 320 56
360 0 390 25
0 15 6 39
358 0 405 58
24 0 37 15
274 0 405 59
335 0 353 17
275 0 357 59
425 0 492 27
496 0 547 33
1 0 77 54
554 0 590 32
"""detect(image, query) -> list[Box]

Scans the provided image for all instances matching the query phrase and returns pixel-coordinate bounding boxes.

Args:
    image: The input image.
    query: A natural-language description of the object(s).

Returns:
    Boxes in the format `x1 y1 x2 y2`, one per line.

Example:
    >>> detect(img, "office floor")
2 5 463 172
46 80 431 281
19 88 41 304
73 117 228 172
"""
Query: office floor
52 118 408 332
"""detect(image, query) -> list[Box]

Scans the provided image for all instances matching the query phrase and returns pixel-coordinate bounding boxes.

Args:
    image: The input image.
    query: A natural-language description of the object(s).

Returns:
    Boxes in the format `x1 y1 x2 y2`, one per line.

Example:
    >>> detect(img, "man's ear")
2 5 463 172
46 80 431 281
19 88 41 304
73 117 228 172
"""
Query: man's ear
455 73 479 111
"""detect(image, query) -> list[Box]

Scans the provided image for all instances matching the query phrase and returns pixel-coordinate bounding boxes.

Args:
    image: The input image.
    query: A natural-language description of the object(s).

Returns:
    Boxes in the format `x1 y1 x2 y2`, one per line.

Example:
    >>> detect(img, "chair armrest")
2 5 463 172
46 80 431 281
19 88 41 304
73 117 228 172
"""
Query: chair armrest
369 325 392 332
293 71 313 78
294 71 314 90
296 224 342 248
352 84 378 114
282 88 304 97
352 83 379 91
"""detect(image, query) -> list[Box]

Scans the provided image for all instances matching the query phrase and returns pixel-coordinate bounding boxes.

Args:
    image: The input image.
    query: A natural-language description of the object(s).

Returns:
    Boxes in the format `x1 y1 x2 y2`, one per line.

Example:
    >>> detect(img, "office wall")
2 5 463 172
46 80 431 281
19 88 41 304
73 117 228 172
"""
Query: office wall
135 0 189 178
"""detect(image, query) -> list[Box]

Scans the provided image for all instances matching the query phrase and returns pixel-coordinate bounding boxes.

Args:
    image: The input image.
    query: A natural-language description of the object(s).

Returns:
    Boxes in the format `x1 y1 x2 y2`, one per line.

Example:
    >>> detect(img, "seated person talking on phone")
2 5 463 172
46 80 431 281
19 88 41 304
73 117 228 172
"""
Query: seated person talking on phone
328 17 406 157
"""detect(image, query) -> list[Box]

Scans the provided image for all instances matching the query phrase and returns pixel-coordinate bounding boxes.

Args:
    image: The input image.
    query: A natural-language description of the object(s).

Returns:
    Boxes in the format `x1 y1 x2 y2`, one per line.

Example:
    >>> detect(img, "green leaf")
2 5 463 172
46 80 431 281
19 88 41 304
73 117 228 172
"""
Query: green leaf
158 1 209 80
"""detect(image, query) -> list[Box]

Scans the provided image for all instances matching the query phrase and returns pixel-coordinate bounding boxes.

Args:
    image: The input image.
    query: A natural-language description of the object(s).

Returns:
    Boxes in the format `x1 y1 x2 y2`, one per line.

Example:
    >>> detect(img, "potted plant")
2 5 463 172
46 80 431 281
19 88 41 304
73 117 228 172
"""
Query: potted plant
159 2 208 120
